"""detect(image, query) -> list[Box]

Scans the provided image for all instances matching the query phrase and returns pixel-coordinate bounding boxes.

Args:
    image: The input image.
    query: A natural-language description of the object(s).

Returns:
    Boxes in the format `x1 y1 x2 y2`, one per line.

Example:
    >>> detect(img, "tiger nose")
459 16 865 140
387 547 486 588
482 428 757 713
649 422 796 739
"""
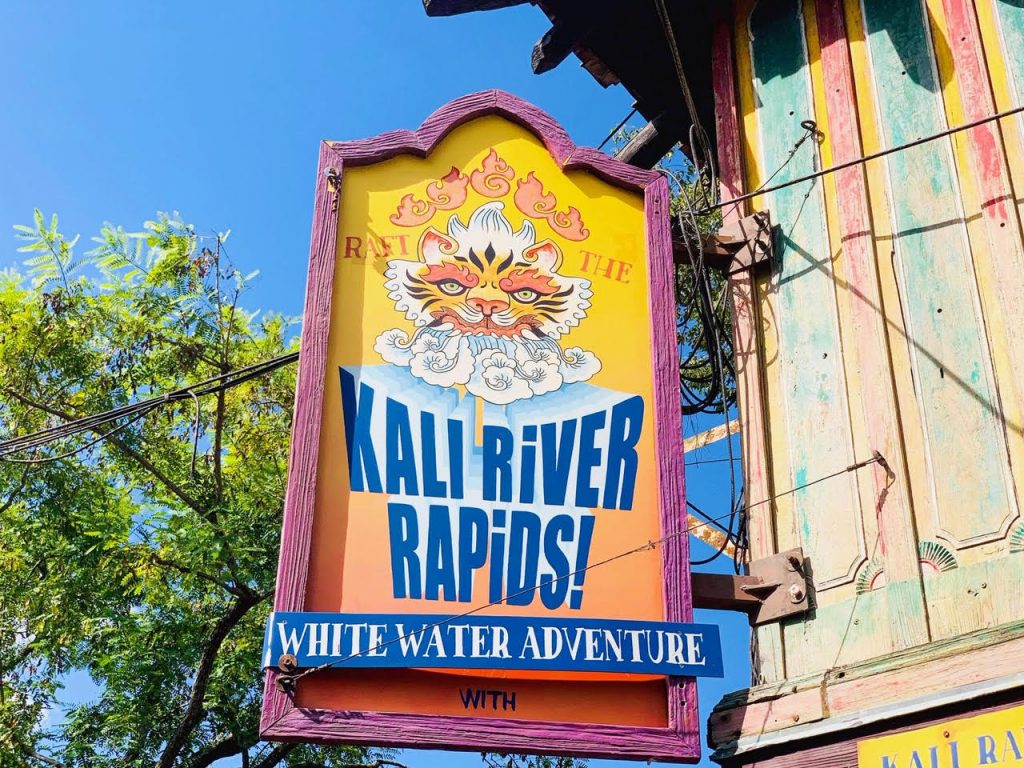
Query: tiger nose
468 297 509 316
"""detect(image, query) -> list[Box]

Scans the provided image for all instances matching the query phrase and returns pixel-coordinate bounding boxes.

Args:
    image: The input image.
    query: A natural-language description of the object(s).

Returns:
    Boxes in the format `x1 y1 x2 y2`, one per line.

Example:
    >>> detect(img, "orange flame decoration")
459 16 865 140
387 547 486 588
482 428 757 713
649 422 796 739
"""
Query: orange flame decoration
469 149 515 198
389 167 469 227
388 151 589 241
513 172 590 241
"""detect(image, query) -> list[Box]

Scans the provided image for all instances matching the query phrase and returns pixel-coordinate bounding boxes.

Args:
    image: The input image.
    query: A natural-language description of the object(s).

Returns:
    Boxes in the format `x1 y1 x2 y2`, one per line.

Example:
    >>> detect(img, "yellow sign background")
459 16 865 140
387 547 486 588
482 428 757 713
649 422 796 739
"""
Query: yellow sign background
859 703 1024 768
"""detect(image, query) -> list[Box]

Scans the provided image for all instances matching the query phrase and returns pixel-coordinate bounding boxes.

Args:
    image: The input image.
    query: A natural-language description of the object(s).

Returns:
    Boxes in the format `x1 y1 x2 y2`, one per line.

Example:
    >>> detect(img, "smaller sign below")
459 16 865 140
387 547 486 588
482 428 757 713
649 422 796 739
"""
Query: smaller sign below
263 612 723 678
858 702 1024 768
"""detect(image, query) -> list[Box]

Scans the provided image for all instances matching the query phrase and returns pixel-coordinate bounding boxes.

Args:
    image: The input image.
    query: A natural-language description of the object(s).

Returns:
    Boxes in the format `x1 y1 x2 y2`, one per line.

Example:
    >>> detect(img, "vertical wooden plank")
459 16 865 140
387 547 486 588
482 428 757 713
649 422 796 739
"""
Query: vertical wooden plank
859 0 1016 548
974 0 1024 629
803 0 884 588
987 1 1024 114
936 0 1024 497
748 0 864 593
917 0 1024 634
813 0 930 648
713 9 786 685
843 0 939 603
746 0 874 676
734 0 797 571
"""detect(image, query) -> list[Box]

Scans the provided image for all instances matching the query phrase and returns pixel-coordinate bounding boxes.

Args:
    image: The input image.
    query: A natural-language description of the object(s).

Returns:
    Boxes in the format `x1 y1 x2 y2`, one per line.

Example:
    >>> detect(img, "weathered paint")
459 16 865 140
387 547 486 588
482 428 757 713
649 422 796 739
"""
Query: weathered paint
712 10 788 685
860 0 1017 547
734 0 798 571
713 0 1024 697
747 0 863 595
812 0 928 649
992 1 1024 110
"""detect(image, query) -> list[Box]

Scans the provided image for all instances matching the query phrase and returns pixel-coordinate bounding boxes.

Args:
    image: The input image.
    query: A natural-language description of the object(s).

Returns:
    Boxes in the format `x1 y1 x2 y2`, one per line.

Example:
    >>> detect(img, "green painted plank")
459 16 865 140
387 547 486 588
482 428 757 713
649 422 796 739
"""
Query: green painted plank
749 0 865 590
861 0 1016 546
994 0 1024 105
781 590 891 676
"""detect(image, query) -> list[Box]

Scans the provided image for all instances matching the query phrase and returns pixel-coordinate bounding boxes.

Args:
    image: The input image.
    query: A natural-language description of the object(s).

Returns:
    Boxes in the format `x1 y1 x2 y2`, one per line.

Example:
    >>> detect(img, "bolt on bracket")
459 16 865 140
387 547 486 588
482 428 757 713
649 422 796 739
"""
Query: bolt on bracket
691 548 811 625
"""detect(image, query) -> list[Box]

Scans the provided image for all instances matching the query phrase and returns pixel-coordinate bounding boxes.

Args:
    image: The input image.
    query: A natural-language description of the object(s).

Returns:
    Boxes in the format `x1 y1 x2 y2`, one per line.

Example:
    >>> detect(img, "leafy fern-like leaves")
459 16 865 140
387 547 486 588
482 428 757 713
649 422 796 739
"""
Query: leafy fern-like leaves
13 209 81 291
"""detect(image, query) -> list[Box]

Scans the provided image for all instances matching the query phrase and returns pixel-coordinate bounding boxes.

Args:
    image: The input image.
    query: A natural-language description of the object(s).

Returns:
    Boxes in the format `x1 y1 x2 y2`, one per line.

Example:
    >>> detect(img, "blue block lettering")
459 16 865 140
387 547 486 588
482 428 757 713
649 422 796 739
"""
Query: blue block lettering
387 502 420 598
458 506 489 602
506 511 541 606
385 398 419 495
424 504 456 601
483 425 513 502
339 368 382 493
575 410 606 508
603 395 643 510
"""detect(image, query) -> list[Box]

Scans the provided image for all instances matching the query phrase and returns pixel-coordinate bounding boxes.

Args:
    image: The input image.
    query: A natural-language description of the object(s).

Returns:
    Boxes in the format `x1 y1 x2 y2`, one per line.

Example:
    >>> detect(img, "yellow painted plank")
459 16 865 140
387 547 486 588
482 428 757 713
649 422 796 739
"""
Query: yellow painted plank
806 0 928 651
975 0 1024 232
803 0 883 585
924 0 1024 633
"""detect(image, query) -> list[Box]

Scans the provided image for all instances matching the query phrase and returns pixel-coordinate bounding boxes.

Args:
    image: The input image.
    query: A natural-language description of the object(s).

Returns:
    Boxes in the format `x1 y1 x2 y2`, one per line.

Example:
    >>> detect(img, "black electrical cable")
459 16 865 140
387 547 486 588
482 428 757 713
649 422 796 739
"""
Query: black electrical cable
0 351 299 461
598 106 639 152
702 103 1024 215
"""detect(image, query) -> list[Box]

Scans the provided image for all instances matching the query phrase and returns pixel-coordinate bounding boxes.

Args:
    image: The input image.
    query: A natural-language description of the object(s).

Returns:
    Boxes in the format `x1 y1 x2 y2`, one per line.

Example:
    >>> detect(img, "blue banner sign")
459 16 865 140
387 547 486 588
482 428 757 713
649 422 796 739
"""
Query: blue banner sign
263 612 723 678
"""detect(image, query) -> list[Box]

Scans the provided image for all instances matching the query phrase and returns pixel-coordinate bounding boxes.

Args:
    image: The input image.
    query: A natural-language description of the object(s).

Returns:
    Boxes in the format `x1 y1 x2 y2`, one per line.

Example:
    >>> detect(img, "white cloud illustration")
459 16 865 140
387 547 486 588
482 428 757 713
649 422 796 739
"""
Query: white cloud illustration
374 328 415 365
560 346 602 384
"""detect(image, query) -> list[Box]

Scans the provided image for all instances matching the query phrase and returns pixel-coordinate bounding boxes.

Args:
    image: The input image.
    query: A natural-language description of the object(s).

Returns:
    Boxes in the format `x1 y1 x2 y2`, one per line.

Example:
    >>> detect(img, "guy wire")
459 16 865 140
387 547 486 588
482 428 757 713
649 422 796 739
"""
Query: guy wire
269 453 882 690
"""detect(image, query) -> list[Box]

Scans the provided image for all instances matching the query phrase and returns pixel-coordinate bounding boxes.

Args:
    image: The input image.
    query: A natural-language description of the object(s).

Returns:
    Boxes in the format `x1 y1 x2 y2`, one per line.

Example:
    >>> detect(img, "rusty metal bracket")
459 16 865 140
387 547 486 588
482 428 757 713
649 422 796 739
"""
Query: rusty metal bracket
691 548 810 625
681 210 773 275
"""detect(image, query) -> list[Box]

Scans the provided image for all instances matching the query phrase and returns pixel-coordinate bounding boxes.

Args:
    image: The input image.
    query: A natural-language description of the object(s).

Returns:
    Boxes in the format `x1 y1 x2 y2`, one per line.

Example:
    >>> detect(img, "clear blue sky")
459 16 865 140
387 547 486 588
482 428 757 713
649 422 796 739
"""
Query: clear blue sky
0 2 748 767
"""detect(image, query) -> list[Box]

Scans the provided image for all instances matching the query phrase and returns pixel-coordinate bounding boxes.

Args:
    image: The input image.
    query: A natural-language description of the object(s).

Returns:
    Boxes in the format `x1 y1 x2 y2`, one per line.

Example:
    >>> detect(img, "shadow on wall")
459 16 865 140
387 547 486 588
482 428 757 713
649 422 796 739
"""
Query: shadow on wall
742 0 1024 435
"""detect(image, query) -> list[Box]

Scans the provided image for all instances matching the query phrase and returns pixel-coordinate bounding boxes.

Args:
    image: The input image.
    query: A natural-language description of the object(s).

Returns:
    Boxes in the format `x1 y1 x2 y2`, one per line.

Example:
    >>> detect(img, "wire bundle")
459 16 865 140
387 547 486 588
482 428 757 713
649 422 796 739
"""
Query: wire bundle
0 352 298 463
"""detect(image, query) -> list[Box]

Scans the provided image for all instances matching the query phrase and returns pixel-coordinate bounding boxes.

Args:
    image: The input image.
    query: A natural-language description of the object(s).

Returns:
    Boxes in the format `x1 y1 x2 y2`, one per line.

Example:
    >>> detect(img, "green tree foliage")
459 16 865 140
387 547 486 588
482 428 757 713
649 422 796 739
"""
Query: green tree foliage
0 212 393 768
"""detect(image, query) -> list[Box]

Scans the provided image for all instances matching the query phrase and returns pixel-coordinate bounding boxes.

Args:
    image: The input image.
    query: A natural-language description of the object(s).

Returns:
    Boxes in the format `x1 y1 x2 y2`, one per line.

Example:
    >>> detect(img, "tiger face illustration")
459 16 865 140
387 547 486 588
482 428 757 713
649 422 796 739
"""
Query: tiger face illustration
375 202 601 404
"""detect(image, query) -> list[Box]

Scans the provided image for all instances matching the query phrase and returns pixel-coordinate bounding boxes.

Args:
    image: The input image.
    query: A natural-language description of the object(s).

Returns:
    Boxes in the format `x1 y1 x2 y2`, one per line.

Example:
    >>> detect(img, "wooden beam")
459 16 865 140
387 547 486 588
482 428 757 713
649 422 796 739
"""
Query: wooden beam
692 549 809 625
614 112 685 168
422 0 528 17
692 572 765 612
674 211 773 273
709 621 1024 763
689 514 737 559
684 418 740 453
532 21 581 74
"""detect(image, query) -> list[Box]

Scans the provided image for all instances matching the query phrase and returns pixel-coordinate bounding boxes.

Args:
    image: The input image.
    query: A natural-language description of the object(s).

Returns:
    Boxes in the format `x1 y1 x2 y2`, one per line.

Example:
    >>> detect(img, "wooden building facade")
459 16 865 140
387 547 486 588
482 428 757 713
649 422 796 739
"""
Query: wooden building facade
710 0 1024 763
425 0 1024 765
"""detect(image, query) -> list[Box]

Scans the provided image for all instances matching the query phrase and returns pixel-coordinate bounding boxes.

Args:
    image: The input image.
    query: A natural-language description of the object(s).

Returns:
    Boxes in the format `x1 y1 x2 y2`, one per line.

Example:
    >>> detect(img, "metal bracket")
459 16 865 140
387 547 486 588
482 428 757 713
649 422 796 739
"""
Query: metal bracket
691 548 810 626
698 211 773 275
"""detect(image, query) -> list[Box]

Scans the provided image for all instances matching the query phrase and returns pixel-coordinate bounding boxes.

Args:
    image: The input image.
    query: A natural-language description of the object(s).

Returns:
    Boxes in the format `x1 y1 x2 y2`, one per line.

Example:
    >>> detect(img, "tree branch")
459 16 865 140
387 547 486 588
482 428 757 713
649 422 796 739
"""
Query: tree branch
0 465 32 516
148 552 240 596
250 743 295 768
154 591 265 768
105 431 206 514
184 733 257 768
30 753 66 768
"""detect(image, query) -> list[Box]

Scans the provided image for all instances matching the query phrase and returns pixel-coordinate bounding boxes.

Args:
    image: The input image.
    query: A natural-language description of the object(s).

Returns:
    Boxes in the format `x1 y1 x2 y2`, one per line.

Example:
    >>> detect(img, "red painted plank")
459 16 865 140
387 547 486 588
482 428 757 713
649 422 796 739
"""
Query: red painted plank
940 0 1017 221
713 16 746 227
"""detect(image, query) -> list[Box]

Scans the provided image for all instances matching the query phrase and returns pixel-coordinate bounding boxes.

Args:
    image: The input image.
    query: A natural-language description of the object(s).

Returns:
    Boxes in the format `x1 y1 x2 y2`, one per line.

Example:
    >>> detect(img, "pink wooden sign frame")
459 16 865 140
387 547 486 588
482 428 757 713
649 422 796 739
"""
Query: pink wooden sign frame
259 90 697 762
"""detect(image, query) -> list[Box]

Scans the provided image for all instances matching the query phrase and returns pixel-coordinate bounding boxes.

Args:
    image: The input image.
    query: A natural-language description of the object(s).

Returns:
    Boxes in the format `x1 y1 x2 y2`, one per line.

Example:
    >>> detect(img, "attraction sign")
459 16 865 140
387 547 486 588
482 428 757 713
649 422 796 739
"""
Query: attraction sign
858 703 1024 768
260 90 719 761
